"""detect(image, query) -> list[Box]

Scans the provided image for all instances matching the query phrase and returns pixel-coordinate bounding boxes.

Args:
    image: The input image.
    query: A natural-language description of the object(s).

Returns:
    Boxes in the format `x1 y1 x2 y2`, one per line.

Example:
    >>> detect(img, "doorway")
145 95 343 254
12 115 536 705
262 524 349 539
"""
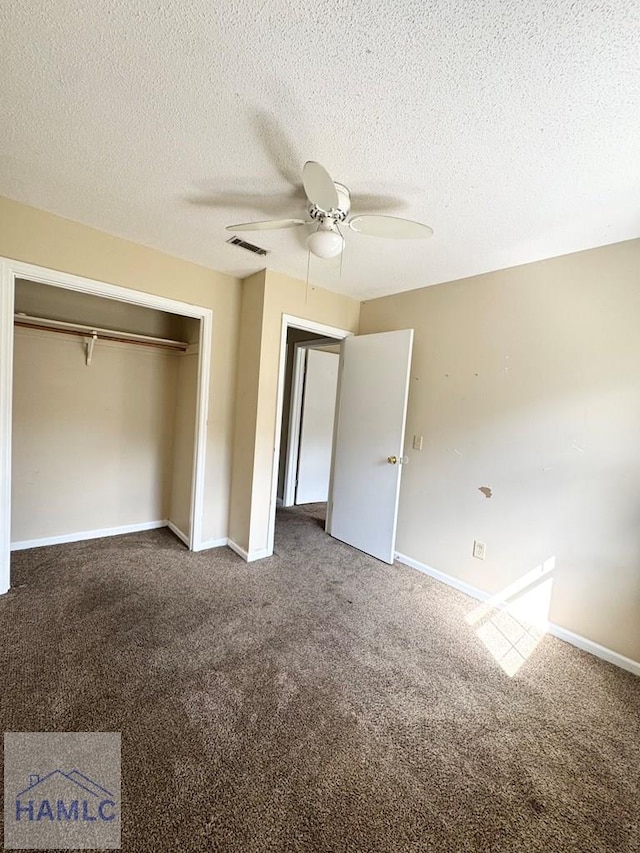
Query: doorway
267 315 352 557
280 338 340 508
0 257 213 594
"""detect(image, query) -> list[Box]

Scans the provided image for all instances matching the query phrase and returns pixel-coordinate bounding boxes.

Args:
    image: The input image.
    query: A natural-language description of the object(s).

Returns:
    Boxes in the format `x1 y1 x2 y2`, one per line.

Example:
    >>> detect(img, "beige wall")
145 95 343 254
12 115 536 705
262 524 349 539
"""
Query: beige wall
0 196 241 543
229 270 360 554
169 350 199 537
228 271 266 552
12 328 178 541
360 238 640 662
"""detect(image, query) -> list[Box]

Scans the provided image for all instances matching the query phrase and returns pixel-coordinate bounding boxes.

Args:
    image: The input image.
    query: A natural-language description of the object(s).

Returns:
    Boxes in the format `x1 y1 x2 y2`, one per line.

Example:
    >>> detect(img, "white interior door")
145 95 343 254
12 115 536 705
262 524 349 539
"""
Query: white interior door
327 330 413 563
296 348 339 504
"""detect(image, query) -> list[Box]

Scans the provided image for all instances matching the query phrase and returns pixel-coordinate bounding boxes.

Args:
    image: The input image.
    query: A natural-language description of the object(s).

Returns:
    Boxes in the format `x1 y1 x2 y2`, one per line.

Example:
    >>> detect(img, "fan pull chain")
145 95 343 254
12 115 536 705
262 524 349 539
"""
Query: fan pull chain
305 248 311 303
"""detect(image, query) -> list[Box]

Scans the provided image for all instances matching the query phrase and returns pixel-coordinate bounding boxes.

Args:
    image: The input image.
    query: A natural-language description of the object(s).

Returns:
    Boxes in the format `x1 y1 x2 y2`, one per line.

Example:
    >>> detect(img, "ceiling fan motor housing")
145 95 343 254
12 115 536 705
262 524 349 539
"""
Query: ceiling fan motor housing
308 181 351 226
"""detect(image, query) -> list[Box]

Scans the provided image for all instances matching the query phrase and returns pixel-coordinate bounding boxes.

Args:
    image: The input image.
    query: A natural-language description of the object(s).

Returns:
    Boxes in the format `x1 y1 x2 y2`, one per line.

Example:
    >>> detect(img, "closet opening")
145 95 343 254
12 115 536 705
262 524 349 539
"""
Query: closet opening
0 257 213 594
11 279 200 551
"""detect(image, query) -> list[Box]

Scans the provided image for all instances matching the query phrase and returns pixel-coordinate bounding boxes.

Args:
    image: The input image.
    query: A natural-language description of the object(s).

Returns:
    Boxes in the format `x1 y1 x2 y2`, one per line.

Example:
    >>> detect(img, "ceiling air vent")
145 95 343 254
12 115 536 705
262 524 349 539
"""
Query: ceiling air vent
226 236 268 256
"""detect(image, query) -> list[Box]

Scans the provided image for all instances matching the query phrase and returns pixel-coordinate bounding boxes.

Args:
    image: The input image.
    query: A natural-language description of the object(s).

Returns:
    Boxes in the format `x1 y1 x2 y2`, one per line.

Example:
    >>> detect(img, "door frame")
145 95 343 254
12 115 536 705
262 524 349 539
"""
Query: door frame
0 257 213 593
267 314 352 556
282 339 340 508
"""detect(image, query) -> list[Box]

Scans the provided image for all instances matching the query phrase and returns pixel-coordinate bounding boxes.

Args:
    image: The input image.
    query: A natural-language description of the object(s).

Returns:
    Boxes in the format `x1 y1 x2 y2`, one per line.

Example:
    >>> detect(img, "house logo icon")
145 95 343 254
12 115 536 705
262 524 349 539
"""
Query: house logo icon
15 769 117 823
4 731 121 850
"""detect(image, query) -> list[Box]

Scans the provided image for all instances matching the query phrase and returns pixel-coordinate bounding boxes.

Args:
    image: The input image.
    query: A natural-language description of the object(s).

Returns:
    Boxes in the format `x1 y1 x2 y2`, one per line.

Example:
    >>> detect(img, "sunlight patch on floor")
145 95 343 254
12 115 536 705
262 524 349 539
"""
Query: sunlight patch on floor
466 557 555 676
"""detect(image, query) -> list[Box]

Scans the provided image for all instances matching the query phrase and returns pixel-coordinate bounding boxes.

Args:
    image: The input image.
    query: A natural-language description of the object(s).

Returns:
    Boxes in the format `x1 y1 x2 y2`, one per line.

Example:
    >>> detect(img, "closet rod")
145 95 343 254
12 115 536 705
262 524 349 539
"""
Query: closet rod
14 314 189 351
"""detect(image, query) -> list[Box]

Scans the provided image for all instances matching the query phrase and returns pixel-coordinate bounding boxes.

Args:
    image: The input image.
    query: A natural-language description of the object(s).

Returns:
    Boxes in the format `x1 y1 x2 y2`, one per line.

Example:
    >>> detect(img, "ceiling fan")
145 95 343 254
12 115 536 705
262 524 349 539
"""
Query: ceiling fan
226 161 433 259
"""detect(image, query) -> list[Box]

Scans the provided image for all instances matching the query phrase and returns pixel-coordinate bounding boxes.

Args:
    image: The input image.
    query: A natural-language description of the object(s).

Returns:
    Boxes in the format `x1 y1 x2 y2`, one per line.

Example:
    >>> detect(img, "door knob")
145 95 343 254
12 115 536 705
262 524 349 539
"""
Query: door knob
387 455 409 465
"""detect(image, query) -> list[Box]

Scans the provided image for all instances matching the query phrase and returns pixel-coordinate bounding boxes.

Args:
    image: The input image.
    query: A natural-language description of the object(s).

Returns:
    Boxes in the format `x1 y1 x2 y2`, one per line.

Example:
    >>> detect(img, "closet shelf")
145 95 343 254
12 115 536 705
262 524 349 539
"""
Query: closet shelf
14 313 190 352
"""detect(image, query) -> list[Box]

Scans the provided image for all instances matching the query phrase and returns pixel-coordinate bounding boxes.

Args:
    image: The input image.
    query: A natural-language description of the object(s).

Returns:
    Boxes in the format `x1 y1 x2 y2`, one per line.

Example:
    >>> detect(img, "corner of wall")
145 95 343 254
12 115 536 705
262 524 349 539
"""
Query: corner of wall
227 270 268 552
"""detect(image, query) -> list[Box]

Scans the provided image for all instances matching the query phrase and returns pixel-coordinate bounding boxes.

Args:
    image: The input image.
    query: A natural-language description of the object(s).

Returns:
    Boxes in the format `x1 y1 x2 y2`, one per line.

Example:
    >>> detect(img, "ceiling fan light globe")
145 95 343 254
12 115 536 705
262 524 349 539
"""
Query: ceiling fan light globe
307 229 344 259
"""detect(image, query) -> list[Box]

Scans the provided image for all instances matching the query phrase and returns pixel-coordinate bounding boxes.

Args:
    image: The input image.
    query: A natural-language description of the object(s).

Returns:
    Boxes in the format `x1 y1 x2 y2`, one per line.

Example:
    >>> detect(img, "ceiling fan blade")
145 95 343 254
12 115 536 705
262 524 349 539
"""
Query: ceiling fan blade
302 161 339 210
226 218 308 232
349 215 433 239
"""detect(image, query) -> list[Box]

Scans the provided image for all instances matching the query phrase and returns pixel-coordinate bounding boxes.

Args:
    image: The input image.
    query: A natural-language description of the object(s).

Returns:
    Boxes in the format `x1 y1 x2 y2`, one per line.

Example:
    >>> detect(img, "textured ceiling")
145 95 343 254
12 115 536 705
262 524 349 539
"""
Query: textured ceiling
0 1 638 299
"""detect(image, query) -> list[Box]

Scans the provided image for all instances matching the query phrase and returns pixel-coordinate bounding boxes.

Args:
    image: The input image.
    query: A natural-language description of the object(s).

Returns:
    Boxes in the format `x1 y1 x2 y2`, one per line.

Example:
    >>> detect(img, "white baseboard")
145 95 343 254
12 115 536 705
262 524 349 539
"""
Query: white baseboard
246 548 271 562
11 520 168 551
11 520 232 558
167 523 228 551
547 624 640 677
396 552 488 602
227 539 249 560
227 539 271 562
395 551 640 678
197 537 228 551
167 521 190 547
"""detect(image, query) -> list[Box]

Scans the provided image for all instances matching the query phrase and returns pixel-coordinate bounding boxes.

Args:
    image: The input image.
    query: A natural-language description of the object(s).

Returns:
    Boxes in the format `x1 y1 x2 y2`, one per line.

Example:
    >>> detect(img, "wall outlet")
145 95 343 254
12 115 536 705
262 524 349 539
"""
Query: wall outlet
412 434 423 451
473 540 486 560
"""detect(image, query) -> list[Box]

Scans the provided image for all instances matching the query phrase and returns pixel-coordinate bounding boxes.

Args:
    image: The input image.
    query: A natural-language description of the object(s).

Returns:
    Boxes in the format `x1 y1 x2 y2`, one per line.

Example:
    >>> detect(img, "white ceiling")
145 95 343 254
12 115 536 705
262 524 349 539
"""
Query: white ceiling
1 1 638 300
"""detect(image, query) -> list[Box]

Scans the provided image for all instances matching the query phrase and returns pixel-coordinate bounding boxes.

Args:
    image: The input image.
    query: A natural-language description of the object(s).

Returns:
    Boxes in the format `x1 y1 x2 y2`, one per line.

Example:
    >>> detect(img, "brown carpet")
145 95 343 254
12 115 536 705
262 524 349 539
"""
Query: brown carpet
2 505 639 852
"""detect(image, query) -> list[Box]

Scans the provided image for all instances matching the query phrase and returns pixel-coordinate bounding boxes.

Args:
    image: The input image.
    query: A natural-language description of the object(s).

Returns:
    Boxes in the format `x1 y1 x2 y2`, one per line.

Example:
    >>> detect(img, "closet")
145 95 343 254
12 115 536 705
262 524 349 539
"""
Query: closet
11 279 200 549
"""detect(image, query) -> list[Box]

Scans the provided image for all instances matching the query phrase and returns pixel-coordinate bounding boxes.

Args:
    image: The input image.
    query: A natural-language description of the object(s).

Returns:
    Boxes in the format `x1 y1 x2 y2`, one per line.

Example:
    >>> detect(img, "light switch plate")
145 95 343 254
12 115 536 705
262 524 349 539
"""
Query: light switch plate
473 540 486 560
412 434 423 451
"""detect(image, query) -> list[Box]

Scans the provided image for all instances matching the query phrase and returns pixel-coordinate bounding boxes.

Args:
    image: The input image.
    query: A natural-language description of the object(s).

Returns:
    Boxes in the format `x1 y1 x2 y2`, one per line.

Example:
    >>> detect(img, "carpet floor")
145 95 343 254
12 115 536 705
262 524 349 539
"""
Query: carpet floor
2 505 639 852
